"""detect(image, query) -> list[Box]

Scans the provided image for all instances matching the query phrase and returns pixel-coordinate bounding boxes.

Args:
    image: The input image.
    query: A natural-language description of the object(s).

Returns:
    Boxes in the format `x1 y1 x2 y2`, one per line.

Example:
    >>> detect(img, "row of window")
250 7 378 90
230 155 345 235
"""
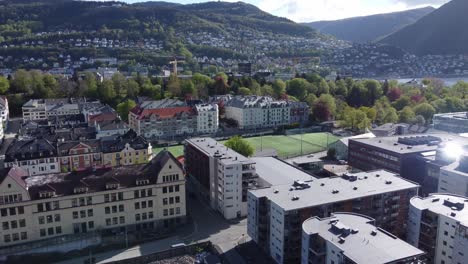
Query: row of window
4 232 27 243
106 216 125 226
135 212 154 221
134 188 153 198
162 196 180 206
135 200 153 210
105 205 124 214
0 206 24 217
0 194 23 205
37 201 60 212
2 219 26 230
73 209 94 219
162 185 180 194
40 226 62 237
163 207 181 216
162 174 180 183
38 214 60 224
104 192 124 202
71 196 93 207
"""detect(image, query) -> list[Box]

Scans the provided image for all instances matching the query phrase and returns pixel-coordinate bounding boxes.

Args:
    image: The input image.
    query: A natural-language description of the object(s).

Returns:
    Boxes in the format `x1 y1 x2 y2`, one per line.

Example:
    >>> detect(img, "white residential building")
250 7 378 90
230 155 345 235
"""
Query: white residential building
22 99 80 121
0 150 186 252
224 96 290 129
0 96 9 125
438 152 468 197
185 138 258 219
407 194 468 264
195 104 219 134
301 213 424 264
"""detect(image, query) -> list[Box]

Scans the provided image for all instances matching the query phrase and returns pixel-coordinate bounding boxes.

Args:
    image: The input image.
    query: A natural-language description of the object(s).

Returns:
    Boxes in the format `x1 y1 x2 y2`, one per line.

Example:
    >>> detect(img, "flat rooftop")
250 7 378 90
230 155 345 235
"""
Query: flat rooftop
252 157 316 186
350 133 468 155
411 194 468 226
303 213 424 263
186 137 253 165
250 170 419 211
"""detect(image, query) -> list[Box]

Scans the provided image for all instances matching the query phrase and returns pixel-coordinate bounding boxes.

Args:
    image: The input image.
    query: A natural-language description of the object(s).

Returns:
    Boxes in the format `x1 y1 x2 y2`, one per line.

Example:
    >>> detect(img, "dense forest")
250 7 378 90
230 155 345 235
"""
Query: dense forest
0 70 466 131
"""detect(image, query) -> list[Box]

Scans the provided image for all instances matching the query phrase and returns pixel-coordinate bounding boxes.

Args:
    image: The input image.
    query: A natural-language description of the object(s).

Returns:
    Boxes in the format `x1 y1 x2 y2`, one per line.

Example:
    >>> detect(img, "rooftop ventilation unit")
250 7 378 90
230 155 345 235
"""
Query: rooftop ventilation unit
432 198 440 203
291 196 299 201
371 230 377 236
385 181 393 185
273 189 279 194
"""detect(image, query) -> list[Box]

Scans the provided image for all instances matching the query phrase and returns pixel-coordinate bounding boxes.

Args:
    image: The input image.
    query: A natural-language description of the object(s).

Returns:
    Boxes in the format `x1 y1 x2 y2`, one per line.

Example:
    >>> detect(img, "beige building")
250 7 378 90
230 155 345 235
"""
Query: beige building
0 150 186 250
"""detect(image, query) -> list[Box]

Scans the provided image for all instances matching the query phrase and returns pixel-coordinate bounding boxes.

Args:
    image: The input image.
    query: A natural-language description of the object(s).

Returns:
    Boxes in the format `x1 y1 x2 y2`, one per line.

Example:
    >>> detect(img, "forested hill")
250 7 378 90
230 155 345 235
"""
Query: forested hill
380 0 468 55
303 7 434 43
0 0 320 40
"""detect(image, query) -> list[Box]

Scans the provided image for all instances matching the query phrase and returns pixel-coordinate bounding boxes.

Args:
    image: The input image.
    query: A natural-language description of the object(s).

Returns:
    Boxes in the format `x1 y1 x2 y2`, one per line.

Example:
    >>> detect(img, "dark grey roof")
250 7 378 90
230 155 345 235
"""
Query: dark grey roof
5 138 57 162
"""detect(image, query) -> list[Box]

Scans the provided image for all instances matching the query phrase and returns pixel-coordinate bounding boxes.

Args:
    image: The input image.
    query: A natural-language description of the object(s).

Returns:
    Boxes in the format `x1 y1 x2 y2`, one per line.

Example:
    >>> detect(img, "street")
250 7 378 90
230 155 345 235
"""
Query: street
54 197 248 264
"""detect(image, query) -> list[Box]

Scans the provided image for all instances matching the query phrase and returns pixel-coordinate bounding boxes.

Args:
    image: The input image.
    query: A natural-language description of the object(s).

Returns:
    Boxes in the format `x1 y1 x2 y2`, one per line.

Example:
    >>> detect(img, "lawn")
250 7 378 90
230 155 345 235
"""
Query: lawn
153 132 340 159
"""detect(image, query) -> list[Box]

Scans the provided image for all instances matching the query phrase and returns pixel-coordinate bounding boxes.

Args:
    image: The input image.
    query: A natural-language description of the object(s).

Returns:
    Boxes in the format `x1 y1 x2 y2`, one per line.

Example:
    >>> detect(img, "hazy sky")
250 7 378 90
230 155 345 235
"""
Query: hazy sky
97 0 451 22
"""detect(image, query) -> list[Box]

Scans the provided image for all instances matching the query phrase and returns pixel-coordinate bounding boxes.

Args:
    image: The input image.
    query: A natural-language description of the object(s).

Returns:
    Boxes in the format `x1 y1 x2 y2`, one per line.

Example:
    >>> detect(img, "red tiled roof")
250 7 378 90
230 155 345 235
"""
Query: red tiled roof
88 112 118 123
132 106 195 120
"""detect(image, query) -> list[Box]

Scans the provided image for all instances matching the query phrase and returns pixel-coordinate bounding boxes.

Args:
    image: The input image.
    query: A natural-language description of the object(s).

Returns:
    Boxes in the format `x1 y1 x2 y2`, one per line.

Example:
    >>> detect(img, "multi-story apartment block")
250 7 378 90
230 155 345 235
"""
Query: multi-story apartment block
58 140 103 172
407 194 468 264
224 96 290 129
128 100 219 138
438 152 468 197
195 104 219 134
289 101 309 125
433 112 468 133
185 137 259 219
0 96 9 125
22 99 80 121
348 134 468 195
102 132 152 167
94 119 130 139
248 170 419 264
3 138 60 176
0 150 186 250
301 213 424 264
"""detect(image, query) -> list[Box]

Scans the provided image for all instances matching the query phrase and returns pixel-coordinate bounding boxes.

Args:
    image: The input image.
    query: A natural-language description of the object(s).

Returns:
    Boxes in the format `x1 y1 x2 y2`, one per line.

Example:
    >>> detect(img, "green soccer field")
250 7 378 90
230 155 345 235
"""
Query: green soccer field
153 132 340 159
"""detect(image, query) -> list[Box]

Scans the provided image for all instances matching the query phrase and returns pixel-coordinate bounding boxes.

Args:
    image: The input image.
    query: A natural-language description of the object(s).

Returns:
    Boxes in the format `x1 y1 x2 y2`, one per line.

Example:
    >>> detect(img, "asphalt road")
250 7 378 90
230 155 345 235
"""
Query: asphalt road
54 197 247 264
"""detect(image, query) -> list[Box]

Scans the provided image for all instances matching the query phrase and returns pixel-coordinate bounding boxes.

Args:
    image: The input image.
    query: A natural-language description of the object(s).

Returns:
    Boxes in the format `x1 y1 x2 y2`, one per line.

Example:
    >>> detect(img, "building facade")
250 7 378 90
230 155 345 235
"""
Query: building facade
438 153 468 197
301 213 424 264
289 101 309 126
58 140 103 172
433 112 468 133
195 104 219 134
102 133 153 167
224 96 291 129
0 151 186 250
407 194 468 264
248 170 419 264
185 138 259 219
0 96 9 125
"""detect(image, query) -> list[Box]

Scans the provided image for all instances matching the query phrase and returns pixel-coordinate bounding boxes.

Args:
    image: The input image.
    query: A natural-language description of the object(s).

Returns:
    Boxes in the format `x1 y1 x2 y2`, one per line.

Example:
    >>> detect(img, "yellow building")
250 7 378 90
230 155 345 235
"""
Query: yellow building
102 131 153 167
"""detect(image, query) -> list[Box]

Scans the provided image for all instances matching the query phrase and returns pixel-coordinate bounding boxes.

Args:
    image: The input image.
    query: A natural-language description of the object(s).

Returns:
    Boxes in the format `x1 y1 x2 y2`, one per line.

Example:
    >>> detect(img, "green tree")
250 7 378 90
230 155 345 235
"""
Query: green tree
126 79 140 98
340 107 370 132
316 79 330 95
167 74 181 97
392 96 411 111
112 73 127 98
116 100 136 122
383 107 398 123
84 72 98 98
238 87 251 96
260 85 274 96
224 136 254 157
192 73 212 99
181 80 197 98
359 106 377 122
287 78 309 100
398 106 415 123
0 76 10 94
335 79 348 97
11 69 32 95
413 103 436 123
305 94 317 107
272 79 286 99
98 79 117 103
363 80 382 105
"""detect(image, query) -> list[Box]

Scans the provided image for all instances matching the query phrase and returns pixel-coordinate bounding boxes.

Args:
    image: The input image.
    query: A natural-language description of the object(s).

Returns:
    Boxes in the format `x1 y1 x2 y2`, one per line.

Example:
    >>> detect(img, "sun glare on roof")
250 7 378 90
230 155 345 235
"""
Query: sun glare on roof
444 143 463 159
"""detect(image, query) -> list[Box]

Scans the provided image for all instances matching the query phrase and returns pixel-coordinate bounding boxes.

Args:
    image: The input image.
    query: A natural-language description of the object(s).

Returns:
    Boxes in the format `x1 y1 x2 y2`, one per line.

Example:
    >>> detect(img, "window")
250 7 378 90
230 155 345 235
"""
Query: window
169 197 174 204
119 216 125 224
119 205 124 212
148 200 153 207
20 232 27 240
136 214 140 221
40 229 46 237
87 197 92 205
54 214 61 222
135 202 140 209
175 185 180 192
176 207 181 215
19 219 25 228
163 187 167 194
38 216 45 225
55 226 62 234
104 194 110 202
163 209 168 216
134 190 140 198
79 198 85 206
12 233 19 241
48 227 54 235
112 206 117 213
149 212 154 219
11 221 18 229
112 217 118 225
169 186 173 193
106 219 111 226
118 192 123 200
87 209 93 217
18 206 24 215
170 208 174 215
142 213 147 220
4 235 10 243
9 207 16 215
72 198 77 207
88 221 94 229
141 189 146 197
163 198 168 205
175 196 180 203
47 215 53 223
147 189 152 196
105 207 110 214
73 211 78 219
142 201 147 209
2 222 9 230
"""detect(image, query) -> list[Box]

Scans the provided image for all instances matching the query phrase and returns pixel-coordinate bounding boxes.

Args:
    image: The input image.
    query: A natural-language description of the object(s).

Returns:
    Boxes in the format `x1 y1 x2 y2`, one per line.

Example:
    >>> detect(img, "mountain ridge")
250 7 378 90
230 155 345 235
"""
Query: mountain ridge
303 6 434 43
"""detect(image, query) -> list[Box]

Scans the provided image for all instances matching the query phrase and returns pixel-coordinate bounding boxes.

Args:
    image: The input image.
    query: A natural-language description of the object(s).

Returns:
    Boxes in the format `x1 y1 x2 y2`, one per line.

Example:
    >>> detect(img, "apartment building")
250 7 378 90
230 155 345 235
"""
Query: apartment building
58 140 103 172
348 134 468 194
433 112 468 133
3 138 60 176
0 96 9 125
248 170 419 264
301 213 424 264
0 150 186 250
101 132 153 167
224 96 291 129
407 194 468 264
94 119 130 139
438 152 468 197
184 137 259 219
195 104 219 134
289 101 309 125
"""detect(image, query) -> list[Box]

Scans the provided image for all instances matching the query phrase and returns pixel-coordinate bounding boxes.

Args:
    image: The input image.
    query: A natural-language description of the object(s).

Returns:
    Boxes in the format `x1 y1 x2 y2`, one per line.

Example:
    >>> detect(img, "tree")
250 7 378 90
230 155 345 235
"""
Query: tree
0 76 10 94
398 106 415 123
335 79 348 97
167 74 181 97
260 85 274 96
181 80 197 98
387 87 402 102
272 79 286 99
392 96 411 111
305 94 317 107
126 79 140 98
11 70 32 95
287 78 309 100
312 94 336 121
192 73 212 99
98 79 117 104
224 136 254 157
413 115 426 126
316 79 329 95
347 82 365 107
340 107 370 132
112 72 127 98
238 87 251 96
359 106 376 122
413 103 436 123
84 72 98 98
363 80 382 105
117 100 136 122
